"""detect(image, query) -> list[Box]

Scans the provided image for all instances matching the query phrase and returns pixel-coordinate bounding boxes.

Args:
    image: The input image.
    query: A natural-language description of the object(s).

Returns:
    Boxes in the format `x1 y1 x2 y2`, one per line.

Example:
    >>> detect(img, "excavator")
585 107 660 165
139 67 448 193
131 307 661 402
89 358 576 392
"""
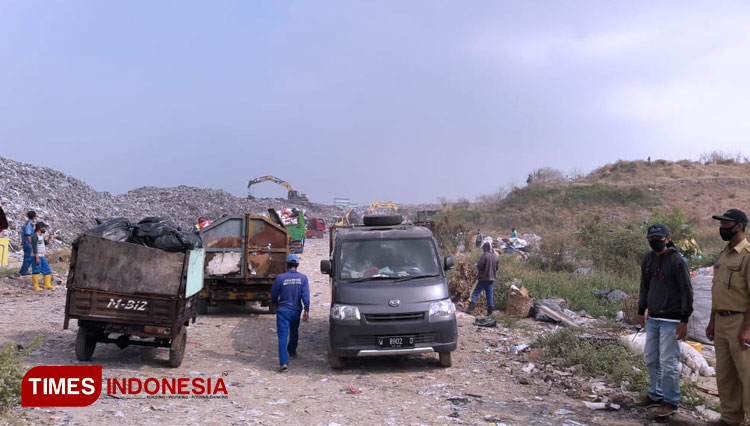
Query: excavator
247 175 309 202
365 201 399 215
334 209 360 226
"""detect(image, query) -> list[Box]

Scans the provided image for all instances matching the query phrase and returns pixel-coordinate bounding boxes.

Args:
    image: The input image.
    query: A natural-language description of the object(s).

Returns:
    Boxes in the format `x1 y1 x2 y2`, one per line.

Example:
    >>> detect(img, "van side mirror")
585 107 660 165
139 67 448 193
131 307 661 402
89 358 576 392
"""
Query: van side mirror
444 256 455 271
320 259 332 275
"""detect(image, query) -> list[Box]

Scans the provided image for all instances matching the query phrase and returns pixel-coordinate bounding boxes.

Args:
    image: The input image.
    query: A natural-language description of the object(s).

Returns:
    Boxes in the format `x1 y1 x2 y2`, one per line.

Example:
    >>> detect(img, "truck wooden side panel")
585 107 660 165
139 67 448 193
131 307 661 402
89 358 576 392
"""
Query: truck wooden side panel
71 235 186 296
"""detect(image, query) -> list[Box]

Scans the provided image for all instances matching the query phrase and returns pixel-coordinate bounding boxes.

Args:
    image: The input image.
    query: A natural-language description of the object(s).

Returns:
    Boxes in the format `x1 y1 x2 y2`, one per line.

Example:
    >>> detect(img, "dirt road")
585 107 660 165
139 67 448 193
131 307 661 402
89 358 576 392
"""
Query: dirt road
1 238 658 426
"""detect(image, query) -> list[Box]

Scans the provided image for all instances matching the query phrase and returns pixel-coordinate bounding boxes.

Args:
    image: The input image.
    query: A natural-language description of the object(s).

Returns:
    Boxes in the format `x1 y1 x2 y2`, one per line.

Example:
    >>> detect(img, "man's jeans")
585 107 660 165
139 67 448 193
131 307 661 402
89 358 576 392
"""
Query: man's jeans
276 310 301 366
19 241 33 275
470 281 494 307
644 317 681 406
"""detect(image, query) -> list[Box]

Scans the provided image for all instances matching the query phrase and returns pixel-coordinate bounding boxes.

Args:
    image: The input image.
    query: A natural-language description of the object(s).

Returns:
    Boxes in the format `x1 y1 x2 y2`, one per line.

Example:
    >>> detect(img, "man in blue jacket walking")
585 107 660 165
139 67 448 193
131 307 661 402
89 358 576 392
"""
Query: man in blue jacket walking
271 254 310 372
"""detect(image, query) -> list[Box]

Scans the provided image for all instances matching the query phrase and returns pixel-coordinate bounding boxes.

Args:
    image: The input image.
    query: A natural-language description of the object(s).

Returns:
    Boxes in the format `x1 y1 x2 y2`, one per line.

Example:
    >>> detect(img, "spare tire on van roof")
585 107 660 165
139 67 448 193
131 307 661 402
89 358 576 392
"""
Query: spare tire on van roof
362 215 403 226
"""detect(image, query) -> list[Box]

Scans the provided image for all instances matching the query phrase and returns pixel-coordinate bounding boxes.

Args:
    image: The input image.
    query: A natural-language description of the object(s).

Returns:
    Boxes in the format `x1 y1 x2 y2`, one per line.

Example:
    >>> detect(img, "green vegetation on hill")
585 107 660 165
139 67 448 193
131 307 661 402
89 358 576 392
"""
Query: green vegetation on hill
438 157 746 320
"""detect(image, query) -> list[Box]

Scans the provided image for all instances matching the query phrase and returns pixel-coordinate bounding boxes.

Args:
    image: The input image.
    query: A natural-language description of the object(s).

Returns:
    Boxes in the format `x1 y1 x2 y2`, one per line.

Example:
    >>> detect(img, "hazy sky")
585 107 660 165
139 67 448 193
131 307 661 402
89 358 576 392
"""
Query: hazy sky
2 1 749 204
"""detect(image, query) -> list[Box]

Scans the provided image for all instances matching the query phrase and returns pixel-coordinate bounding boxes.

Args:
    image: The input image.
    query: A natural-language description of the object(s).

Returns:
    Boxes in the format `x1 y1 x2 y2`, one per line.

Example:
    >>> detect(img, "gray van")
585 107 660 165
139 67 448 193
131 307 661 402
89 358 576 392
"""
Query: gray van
320 215 457 368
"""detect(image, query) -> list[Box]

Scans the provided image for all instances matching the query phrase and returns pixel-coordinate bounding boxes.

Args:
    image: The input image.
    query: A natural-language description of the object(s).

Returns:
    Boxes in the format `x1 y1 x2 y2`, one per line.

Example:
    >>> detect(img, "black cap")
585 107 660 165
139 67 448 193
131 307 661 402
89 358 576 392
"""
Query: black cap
647 223 669 237
712 209 749 225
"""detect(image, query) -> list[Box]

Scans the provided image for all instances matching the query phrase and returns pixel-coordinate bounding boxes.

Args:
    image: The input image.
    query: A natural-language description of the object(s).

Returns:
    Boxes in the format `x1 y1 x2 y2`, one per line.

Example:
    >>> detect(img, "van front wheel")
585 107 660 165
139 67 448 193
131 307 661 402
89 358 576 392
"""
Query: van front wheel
328 343 345 369
439 351 452 368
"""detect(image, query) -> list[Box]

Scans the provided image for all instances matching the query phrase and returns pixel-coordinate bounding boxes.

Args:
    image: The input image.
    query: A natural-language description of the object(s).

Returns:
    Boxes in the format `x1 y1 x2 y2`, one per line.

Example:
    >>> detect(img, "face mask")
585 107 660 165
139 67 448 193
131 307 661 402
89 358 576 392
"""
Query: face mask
649 240 666 252
720 227 738 241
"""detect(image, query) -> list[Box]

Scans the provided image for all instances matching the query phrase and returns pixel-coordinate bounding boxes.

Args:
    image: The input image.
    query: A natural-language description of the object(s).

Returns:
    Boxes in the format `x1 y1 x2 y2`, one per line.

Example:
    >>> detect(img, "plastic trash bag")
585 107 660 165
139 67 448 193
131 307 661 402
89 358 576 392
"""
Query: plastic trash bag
84 217 132 242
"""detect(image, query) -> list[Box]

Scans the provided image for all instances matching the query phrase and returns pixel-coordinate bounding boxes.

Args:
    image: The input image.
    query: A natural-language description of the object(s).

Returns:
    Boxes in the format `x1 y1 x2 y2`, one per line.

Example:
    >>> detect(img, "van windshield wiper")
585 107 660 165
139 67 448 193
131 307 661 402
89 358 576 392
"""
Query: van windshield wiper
344 276 396 283
393 274 440 282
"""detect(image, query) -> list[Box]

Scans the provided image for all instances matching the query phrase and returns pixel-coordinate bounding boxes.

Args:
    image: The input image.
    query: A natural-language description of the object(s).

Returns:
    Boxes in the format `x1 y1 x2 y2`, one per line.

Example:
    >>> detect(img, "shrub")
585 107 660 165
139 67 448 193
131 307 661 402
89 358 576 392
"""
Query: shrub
432 208 476 254
0 344 24 413
576 217 645 277
493 256 637 317
648 207 702 258
535 328 648 391
527 167 566 185
528 230 579 272
700 150 743 165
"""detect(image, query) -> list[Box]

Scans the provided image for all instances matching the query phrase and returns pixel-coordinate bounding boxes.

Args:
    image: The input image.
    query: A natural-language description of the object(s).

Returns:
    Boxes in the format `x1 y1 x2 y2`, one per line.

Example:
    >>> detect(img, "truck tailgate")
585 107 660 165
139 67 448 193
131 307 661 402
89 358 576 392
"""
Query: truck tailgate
66 288 182 325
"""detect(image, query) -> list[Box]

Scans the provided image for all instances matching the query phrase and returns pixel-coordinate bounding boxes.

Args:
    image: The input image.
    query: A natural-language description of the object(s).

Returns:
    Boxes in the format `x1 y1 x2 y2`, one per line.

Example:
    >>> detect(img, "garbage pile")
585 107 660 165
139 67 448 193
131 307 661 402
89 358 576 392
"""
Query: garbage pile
0 155 340 250
495 233 541 259
83 217 201 252
620 332 715 379
276 208 304 225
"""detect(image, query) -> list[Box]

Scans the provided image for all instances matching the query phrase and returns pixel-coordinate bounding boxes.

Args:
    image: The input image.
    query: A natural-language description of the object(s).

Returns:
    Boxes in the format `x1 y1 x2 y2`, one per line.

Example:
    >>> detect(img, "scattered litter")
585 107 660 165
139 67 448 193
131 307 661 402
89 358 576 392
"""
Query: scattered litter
509 344 528 354
536 305 580 328
573 267 594 276
695 405 721 422
521 363 535 374
595 289 628 303
554 409 574 416
621 333 715 377
474 317 497 327
447 396 470 404
341 385 361 394
584 402 620 411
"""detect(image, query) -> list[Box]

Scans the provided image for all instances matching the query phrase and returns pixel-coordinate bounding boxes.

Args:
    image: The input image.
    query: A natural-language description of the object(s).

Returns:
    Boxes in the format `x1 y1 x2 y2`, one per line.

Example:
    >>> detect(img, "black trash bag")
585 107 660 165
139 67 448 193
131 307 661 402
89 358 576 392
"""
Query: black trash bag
151 234 189 252
138 216 164 224
151 231 202 252
180 232 202 249
138 217 182 231
84 217 132 242
132 220 180 246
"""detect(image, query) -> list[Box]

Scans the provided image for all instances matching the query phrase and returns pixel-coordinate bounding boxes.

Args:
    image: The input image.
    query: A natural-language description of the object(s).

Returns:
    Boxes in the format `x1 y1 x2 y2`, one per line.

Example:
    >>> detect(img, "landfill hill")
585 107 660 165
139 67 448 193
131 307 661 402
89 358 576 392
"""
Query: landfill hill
475 159 750 232
0 156 344 250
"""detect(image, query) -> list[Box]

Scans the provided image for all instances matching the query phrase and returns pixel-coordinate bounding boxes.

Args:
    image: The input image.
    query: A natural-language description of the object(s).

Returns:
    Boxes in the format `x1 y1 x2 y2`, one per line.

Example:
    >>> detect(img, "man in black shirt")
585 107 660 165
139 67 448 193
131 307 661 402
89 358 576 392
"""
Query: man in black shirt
635 223 693 417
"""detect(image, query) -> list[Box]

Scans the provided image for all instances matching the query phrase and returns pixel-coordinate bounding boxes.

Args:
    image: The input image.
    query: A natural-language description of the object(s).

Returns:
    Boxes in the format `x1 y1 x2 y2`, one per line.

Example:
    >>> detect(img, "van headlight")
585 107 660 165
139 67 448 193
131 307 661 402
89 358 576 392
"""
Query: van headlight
331 304 361 321
429 299 455 321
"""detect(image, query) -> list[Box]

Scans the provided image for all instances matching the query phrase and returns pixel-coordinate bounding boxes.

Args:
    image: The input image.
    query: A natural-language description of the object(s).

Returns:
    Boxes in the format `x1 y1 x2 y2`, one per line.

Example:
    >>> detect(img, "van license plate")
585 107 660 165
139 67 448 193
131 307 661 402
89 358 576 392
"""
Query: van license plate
378 336 415 349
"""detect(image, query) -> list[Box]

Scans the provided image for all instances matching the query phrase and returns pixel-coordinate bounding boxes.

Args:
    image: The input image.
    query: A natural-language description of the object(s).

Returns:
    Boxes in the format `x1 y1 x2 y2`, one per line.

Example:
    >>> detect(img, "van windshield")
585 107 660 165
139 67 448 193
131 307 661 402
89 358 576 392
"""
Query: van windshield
338 239 441 281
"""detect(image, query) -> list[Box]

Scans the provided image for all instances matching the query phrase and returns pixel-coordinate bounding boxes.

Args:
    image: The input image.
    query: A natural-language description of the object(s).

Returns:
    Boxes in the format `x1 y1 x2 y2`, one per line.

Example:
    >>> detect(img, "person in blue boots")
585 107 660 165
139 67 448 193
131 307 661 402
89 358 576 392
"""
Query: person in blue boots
31 222 55 291
271 254 310 372
19 210 37 275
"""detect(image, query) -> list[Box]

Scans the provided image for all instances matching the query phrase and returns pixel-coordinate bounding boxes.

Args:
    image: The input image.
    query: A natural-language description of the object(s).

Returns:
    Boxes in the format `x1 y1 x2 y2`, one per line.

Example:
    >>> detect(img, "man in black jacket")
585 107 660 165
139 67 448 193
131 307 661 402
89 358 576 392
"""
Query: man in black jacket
636 223 693 417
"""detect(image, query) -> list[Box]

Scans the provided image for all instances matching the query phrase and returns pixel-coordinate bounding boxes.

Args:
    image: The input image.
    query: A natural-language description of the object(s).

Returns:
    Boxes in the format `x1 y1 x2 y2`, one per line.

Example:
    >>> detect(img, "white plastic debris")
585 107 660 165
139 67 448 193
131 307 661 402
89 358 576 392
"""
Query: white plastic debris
620 333 716 377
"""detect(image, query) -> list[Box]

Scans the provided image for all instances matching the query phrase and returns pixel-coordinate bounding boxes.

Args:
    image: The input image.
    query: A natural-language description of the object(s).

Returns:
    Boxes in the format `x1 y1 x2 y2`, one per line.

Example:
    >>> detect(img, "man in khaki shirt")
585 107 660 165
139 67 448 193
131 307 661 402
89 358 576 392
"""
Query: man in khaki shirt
707 209 750 426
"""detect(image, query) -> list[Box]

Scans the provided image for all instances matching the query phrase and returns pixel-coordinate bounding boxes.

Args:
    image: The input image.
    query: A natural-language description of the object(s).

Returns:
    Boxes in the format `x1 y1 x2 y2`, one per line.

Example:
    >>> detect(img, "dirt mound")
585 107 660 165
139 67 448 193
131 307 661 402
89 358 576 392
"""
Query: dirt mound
475 159 750 233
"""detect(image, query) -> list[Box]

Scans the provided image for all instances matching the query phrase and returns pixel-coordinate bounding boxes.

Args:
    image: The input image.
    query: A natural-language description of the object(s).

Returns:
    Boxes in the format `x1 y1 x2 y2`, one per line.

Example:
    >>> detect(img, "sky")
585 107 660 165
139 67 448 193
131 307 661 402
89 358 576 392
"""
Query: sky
1 1 749 204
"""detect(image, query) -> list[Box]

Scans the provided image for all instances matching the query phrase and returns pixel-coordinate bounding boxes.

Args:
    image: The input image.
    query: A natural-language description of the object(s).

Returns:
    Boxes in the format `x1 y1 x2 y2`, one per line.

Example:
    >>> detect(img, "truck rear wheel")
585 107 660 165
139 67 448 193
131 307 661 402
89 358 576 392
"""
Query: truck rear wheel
439 351 452 368
168 329 187 368
75 327 96 361
327 342 345 369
